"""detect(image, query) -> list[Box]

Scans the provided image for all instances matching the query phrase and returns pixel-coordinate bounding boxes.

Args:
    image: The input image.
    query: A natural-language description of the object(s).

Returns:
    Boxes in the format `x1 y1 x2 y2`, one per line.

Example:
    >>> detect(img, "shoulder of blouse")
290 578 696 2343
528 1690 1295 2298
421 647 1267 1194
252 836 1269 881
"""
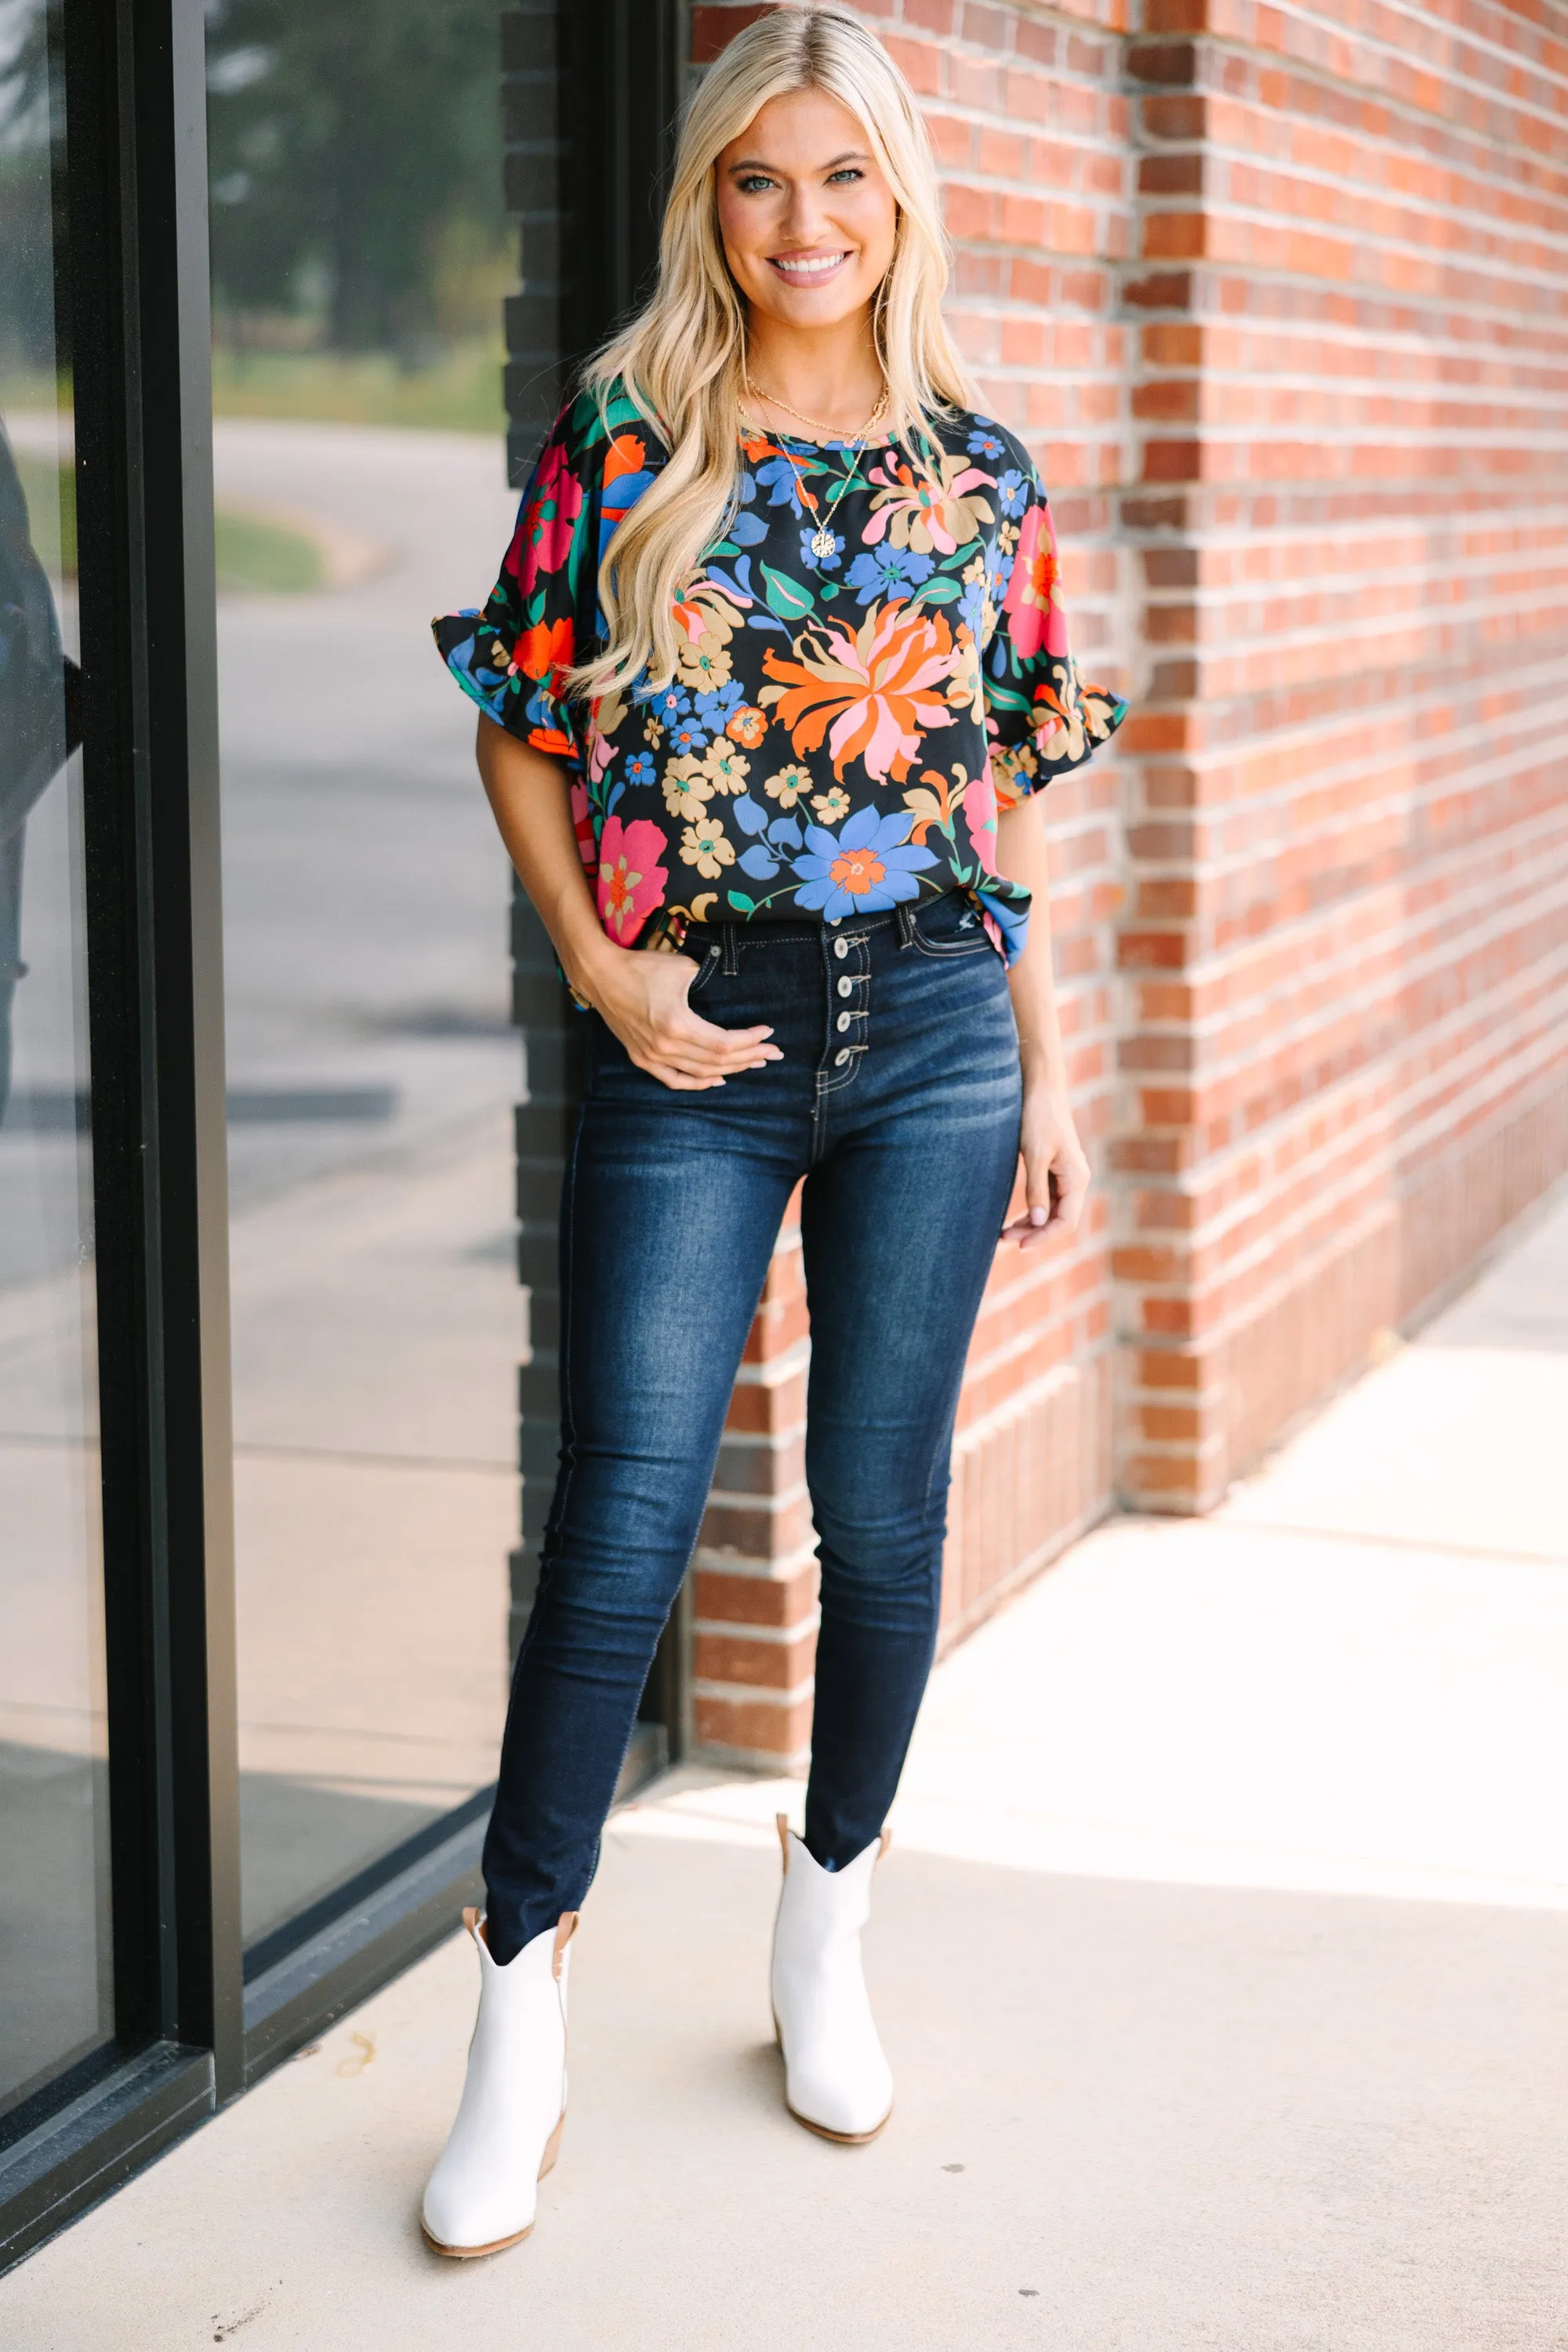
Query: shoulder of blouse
909 405 1040 486
556 377 671 475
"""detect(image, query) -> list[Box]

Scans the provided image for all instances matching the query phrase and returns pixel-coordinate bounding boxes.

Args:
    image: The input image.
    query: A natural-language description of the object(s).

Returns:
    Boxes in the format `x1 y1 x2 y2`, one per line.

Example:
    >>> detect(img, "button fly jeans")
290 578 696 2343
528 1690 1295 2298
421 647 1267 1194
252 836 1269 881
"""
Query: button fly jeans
482 891 1024 1962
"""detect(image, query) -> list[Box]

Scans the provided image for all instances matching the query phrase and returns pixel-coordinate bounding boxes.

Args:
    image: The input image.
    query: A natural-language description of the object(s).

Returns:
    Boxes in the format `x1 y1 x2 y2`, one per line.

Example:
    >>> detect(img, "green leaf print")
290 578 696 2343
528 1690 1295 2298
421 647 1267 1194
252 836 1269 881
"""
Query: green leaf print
727 890 757 914
760 563 817 623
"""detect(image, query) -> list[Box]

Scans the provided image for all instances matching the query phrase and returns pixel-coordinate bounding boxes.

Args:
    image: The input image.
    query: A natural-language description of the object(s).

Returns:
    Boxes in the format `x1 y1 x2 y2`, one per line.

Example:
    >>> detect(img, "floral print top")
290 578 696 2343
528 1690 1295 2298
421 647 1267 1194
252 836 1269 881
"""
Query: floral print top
433 382 1126 964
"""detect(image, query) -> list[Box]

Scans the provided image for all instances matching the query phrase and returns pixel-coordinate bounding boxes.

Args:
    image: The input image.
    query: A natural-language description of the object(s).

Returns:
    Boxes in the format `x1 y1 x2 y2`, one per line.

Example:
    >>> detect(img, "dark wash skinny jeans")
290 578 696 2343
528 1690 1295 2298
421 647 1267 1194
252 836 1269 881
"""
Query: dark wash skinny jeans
482 890 1024 1962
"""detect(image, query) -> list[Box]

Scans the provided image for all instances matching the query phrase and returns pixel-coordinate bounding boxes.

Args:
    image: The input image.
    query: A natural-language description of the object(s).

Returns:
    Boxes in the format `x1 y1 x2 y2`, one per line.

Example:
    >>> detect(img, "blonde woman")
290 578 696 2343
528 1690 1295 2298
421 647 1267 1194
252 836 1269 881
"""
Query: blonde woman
422 3 1124 2256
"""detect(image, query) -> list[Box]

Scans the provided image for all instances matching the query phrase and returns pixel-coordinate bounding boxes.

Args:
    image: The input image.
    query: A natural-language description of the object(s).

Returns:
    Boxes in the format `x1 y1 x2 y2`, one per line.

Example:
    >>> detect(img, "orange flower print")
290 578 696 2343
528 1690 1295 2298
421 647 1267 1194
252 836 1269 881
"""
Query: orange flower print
760 604 958 784
726 704 768 748
829 840 887 902
516 616 573 687
1029 674 1087 765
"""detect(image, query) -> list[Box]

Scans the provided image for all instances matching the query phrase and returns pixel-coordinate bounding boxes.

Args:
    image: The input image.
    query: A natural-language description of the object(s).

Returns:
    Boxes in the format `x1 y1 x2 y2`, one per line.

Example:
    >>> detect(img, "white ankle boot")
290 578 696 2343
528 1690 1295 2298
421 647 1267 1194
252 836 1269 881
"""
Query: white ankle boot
770 1815 894 2142
421 1906 577 2257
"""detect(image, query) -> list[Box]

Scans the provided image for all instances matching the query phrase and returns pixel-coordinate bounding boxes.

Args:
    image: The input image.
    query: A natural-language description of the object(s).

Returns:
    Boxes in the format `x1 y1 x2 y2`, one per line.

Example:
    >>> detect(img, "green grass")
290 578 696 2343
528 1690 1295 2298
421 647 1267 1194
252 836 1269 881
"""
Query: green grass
210 339 506 434
12 456 324 595
213 506 324 594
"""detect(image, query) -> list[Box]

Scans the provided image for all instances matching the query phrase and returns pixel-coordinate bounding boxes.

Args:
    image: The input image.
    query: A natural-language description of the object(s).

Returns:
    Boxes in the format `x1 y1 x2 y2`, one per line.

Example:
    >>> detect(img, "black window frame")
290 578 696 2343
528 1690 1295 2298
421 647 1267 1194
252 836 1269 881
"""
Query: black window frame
0 0 684 2274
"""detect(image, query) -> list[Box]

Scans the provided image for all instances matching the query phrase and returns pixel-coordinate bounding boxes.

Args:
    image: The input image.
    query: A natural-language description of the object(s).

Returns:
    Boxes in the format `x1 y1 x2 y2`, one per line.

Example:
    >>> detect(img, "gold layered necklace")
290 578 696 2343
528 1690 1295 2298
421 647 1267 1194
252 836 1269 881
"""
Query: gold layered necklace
742 372 891 561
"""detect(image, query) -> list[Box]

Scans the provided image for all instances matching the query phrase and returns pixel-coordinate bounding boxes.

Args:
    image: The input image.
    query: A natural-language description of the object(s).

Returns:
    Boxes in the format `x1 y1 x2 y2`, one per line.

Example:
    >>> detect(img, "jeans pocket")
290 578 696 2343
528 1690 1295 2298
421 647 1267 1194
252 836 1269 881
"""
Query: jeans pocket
909 895 994 959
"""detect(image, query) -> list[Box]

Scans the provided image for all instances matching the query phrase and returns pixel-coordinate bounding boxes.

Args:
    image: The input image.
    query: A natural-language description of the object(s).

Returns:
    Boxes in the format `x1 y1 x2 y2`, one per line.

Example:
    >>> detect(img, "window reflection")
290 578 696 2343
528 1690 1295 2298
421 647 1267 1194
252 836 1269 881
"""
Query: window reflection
203 0 521 1947
0 0 111 2121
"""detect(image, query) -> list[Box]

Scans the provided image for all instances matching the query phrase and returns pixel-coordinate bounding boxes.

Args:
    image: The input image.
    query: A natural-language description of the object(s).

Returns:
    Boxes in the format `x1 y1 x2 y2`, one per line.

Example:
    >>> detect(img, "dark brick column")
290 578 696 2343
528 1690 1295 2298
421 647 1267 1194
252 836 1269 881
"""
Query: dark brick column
497 5 684 1737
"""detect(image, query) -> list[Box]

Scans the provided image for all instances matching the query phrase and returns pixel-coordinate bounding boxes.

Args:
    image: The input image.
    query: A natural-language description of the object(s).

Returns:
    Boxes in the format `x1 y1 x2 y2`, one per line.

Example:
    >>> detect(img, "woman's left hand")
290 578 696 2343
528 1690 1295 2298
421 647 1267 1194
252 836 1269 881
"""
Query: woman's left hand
1003 1081 1091 1248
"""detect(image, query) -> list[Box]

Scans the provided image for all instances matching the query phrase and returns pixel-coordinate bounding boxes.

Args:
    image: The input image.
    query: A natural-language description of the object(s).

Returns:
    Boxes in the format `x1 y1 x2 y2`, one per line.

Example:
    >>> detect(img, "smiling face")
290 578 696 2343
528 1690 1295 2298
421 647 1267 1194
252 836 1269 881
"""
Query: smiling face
716 87 899 335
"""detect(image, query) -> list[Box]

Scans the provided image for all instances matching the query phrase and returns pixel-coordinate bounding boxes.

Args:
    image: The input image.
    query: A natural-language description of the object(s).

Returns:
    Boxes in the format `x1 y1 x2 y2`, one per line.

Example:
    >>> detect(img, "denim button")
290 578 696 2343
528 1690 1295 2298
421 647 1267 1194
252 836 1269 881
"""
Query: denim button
834 1047 849 1065
837 976 853 998
837 1011 851 1033
833 939 848 960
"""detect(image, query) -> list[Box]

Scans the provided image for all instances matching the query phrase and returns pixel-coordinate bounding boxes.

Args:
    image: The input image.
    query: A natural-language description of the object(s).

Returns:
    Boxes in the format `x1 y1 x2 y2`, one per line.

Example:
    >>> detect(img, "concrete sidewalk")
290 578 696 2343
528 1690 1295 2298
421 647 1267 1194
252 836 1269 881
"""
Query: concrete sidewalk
5 1188 1567 2349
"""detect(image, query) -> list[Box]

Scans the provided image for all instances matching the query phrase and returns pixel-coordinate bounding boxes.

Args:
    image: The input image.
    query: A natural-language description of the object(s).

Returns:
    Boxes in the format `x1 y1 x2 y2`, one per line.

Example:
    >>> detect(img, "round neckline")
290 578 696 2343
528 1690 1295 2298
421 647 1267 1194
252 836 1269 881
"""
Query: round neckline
742 423 897 456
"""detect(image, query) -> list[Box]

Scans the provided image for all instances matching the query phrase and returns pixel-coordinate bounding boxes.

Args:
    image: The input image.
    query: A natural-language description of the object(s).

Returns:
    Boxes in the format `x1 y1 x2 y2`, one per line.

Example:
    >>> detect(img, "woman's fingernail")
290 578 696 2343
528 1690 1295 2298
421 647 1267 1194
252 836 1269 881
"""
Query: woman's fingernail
1030 1207 1048 1225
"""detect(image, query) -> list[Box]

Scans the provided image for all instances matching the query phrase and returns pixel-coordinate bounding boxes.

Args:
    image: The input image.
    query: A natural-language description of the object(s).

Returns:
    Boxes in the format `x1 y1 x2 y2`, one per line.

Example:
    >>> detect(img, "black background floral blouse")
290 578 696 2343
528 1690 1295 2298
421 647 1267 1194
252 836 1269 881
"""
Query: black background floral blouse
434 383 1124 964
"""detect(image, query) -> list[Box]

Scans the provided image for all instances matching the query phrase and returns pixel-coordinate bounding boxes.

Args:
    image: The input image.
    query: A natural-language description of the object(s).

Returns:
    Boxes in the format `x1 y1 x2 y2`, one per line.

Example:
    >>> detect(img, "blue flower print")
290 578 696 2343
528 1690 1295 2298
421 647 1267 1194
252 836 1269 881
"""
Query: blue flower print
625 750 656 789
844 544 935 606
790 807 938 920
757 454 813 516
996 468 1029 518
640 679 691 725
666 711 709 758
967 424 1006 461
800 526 845 573
694 679 745 733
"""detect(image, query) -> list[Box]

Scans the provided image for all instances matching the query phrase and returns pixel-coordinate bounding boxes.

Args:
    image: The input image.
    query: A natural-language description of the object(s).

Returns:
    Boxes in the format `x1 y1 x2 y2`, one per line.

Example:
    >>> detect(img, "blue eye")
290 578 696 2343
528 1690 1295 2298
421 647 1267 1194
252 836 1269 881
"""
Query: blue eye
827 168 864 184
738 175 775 195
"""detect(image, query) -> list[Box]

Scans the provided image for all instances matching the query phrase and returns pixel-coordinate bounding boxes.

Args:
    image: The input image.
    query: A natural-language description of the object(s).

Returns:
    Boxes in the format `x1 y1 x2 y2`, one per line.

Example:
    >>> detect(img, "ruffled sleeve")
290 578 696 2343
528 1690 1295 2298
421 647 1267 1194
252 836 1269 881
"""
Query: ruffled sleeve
431 397 602 768
982 468 1126 807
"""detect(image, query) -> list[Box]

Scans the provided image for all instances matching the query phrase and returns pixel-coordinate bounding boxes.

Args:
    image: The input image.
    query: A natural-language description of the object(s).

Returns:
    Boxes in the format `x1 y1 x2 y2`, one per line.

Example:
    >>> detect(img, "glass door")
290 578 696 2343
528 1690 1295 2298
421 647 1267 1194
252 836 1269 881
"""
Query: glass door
0 0 113 2124
202 0 523 1952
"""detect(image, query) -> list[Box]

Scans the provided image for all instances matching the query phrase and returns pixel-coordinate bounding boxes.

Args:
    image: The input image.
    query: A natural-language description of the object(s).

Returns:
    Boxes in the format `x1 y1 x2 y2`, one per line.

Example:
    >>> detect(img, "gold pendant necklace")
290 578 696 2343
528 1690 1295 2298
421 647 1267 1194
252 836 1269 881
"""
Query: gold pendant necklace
742 376 890 561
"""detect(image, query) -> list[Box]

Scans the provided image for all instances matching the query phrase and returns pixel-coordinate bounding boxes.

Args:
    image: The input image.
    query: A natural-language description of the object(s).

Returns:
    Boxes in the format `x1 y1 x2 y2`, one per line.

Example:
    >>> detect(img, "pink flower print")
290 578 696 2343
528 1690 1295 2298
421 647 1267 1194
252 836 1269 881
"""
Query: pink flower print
1001 502 1069 662
595 815 668 944
964 757 999 873
508 436 583 580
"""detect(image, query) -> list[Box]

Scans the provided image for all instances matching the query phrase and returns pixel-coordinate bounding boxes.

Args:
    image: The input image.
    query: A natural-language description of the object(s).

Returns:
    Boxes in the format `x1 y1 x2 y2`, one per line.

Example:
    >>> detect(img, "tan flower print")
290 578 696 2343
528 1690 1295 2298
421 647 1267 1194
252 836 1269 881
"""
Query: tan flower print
681 815 736 877
811 785 852 824
702 740 750 796
662 754 714 823
764 764 812 809
675 626 734 693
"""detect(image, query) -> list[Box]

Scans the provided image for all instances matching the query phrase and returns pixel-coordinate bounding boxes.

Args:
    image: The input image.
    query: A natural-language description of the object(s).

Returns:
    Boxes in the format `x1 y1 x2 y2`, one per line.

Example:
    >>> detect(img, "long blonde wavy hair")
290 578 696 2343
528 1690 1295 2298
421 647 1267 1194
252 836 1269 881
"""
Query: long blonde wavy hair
568 2 980 703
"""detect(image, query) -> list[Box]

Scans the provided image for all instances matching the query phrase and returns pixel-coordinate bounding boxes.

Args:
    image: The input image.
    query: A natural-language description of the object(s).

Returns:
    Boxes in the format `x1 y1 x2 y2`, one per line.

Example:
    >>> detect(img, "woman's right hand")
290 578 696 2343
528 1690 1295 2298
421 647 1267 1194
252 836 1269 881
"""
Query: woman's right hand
579 939 782 1092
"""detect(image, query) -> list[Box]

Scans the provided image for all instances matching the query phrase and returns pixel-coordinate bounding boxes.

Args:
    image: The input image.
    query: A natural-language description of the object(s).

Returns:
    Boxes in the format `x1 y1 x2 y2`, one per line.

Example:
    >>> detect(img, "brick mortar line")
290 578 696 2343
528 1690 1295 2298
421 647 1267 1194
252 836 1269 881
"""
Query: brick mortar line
1198 0 1568 111
1123 808 1568 913
1138 594 1568 667
1113 1197 1398 1362
692 1540 819 1581
1113 1034 1568 1264
1117 271 1568 335
1119 833 1568 992
1131 177 1568 262
950 1353 1085 1449
1123 656 1568 757
1116 982 1568 1174
1117 500 1568 545
1122 764 1568 877
693 1612 821 1644
1118 978 1568 1160
1135 111 1568 209
1125 26 1568 149
693 1676 815 1708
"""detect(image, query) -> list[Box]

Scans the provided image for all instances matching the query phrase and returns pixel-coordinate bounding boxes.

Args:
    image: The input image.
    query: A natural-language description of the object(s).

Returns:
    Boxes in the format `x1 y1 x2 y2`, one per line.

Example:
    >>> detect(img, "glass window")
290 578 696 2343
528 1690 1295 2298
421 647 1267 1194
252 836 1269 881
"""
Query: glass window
0 0 113 2120
202 0 521 1949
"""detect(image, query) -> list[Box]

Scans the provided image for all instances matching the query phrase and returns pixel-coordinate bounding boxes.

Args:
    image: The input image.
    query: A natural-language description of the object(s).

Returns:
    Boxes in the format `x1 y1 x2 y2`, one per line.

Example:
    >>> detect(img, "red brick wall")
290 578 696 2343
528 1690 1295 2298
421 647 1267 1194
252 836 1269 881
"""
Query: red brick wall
686 0 1568 1759
1119 0 1568 1504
